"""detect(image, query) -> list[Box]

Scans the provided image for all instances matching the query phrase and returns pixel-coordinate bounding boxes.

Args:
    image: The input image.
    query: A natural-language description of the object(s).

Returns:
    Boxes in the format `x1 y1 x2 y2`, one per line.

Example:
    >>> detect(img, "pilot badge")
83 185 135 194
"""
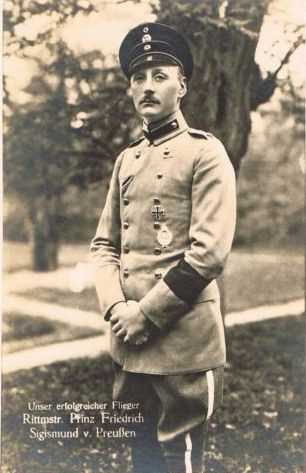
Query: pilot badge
157 224 173 248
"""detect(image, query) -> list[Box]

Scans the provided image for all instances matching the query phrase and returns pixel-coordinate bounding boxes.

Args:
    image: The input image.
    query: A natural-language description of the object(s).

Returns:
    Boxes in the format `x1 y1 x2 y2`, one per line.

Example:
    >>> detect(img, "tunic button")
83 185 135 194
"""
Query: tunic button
154 222 161 230
135 151 141 159
153 197 160 204
154 247 162 255
123 246 129 254
123 268 129 278
155 272 162 280
123 198 129 206
157 172 163 179
123 221 129 229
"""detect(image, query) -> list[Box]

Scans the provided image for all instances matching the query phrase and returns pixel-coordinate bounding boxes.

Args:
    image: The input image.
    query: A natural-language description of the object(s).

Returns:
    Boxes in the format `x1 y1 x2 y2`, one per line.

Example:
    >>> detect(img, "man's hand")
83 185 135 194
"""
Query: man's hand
110 300 151 345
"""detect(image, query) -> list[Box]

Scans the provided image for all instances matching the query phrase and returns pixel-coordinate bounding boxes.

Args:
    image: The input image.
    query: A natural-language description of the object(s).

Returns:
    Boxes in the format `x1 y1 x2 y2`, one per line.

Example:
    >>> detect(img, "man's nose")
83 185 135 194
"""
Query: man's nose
143 75 155 92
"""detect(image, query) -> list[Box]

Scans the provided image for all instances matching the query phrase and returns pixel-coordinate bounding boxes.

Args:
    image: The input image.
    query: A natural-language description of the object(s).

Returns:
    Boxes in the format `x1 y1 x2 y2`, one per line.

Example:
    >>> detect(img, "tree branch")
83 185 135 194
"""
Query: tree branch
270 35 304 80
251 34 304 109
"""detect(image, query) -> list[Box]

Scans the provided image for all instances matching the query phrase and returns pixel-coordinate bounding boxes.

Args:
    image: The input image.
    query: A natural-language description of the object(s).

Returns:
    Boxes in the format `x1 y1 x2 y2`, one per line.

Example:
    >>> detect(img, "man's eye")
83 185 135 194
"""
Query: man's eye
155 74 166 81
133 75 144 82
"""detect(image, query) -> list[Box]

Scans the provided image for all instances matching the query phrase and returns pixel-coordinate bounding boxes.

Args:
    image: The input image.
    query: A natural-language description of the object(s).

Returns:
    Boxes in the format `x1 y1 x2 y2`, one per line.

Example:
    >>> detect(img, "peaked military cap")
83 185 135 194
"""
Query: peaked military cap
119 22 193 80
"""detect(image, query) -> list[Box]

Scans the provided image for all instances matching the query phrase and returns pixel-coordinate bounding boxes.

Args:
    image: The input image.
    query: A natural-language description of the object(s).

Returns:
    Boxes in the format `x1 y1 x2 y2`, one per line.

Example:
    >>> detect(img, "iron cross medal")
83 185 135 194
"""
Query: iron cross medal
151 204 165 221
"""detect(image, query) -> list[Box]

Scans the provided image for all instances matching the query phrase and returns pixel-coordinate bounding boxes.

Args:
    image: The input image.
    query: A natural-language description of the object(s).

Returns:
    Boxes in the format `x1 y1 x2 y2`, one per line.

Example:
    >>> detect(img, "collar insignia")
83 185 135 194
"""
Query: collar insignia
144 119 179 143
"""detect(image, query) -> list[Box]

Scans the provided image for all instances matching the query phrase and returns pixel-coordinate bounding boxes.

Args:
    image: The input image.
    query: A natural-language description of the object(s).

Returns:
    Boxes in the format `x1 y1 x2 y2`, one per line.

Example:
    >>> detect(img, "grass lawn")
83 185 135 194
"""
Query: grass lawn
3 242 90 273
224 250 304 311
2 315 304 473
15 287 101 314
2 313 101 354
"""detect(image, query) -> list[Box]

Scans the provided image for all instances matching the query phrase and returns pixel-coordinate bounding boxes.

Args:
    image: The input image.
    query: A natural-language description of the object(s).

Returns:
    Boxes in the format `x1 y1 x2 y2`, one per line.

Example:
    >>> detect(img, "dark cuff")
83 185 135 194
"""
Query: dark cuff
163 259 212 304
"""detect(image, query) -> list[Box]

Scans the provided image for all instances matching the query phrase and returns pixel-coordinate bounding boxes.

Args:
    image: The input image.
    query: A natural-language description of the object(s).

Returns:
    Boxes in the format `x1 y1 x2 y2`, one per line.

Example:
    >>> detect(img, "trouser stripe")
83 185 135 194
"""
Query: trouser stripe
206 370 215 419
184 432 192 473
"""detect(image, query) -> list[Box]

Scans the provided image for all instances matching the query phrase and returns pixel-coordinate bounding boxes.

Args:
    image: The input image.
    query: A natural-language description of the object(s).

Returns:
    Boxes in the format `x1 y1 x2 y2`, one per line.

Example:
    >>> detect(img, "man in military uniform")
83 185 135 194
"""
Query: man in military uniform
91 22 236 473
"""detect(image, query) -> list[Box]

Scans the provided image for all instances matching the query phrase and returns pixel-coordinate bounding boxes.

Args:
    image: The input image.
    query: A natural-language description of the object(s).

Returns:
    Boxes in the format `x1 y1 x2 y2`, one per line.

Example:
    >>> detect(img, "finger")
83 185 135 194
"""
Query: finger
112 322 122 333
116 328 127 338
110 313 119 323
129 335 144 345
137 332 149 342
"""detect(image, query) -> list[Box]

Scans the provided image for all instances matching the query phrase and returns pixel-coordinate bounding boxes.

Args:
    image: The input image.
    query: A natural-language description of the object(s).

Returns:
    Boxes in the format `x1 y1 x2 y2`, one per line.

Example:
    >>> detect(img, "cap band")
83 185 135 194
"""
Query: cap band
129 52 184 77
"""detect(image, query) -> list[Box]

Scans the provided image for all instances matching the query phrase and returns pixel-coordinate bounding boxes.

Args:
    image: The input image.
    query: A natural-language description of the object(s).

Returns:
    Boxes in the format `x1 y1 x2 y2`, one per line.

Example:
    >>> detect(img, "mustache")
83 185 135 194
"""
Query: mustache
140 96 160 104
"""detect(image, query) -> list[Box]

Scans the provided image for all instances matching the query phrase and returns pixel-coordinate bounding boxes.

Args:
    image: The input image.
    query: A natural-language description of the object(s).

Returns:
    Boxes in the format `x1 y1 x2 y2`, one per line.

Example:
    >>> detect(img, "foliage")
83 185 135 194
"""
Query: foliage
4 48 74 200
3 1 137 268
4 44 135 194
236 99 304 246
3 199 29 242
3 0 95 52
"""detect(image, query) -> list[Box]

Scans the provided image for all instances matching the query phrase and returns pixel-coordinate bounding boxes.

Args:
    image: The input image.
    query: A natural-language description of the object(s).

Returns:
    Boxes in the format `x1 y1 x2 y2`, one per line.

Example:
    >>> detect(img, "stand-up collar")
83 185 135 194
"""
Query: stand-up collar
142 110 188 145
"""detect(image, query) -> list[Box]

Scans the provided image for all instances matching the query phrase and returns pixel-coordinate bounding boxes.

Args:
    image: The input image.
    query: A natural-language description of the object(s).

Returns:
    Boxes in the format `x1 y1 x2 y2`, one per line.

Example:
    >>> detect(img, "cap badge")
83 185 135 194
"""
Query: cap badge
143 26 149 33
144 44 151 51
142 34 152 43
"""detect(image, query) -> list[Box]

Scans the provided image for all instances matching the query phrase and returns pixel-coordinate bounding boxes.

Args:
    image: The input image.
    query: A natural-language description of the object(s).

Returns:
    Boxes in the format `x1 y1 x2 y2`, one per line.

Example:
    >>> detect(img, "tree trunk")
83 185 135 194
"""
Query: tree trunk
155 0 269 171
27 195 60 271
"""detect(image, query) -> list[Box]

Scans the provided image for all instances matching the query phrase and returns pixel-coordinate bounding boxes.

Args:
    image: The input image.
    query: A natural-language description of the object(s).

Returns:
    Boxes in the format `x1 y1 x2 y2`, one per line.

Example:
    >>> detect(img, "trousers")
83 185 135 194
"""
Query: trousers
112 363 224 473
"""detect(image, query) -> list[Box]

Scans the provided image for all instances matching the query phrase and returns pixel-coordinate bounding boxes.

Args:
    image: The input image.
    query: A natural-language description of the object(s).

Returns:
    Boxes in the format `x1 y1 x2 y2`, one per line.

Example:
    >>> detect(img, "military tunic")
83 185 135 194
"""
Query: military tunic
90 110 236 375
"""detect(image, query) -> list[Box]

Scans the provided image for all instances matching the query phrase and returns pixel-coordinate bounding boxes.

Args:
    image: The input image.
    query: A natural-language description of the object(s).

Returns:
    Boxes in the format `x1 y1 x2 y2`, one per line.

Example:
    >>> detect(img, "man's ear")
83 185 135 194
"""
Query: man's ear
127 86 133 97
178 76 187 99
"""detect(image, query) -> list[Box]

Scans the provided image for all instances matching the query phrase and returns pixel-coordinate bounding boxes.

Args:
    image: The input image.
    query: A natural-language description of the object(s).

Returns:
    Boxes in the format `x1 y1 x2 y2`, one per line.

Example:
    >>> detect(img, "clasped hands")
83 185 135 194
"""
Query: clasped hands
110 300 151 346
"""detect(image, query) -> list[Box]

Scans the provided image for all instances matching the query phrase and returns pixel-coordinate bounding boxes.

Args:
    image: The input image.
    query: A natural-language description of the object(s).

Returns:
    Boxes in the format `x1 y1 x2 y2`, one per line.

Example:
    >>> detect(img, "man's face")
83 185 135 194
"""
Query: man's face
130 65 187 124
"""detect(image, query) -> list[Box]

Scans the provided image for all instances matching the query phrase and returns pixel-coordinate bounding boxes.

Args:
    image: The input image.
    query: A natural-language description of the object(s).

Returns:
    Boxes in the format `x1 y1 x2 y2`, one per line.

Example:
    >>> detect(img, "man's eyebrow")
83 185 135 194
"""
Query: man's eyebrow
131 67 168 78
152 67 167 73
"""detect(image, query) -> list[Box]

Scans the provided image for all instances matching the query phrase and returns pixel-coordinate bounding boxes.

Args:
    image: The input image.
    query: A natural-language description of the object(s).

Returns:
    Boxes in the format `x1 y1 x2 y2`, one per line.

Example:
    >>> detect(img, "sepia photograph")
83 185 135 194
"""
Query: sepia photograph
2 0 304 472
